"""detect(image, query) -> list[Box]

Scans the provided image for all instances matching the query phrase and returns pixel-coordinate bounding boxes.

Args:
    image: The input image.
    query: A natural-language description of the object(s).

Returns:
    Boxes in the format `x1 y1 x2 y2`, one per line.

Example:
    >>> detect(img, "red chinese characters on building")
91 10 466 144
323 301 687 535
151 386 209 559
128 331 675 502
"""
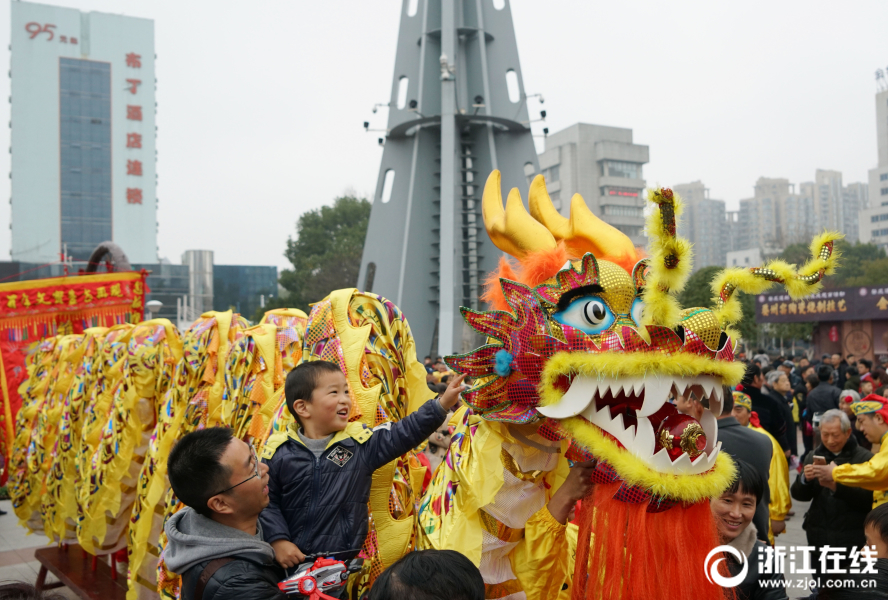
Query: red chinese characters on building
125 52 145 209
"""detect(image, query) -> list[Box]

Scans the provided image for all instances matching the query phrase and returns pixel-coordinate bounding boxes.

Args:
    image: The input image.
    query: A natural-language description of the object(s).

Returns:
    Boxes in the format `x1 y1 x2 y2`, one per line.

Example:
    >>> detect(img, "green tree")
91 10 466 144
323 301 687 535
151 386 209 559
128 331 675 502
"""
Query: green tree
254 196 371 320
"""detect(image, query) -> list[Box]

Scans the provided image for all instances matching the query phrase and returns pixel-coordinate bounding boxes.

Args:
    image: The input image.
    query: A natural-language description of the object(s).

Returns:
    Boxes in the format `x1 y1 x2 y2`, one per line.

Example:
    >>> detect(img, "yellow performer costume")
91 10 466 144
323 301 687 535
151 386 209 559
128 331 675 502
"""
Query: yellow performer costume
833 399 888 507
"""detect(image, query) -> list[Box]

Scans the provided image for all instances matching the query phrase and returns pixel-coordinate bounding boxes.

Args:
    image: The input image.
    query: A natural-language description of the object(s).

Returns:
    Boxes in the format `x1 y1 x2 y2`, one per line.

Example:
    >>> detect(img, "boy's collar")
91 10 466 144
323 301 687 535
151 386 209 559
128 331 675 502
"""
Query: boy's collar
286 421 372 448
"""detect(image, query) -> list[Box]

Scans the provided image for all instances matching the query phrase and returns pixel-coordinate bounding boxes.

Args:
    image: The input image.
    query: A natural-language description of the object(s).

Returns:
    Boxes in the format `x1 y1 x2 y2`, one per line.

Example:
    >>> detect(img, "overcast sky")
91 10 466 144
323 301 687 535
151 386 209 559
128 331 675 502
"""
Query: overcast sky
0 0 885 270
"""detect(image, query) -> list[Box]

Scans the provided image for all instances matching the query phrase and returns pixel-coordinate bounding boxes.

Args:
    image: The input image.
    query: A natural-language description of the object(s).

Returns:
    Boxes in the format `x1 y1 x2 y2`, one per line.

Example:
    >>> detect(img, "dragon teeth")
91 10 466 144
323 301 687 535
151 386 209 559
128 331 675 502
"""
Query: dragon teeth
535 377 597 419
537 373 726 476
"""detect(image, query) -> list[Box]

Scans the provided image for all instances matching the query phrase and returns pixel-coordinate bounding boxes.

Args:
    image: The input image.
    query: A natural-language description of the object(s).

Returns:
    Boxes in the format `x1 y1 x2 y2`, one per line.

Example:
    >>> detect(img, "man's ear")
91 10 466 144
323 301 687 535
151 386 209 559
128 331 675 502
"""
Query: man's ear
206 493 235 515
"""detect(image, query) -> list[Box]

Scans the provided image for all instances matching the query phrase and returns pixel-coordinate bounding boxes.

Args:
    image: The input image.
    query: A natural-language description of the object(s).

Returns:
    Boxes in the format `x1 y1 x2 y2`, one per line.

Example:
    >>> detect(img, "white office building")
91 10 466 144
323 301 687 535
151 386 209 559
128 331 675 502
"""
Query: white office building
10 1 156 263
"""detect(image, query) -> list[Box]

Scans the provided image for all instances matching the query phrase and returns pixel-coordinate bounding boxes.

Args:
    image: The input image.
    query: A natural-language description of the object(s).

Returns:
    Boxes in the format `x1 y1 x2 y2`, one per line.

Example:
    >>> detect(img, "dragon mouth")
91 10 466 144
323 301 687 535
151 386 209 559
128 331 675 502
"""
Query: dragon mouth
537 375 724 476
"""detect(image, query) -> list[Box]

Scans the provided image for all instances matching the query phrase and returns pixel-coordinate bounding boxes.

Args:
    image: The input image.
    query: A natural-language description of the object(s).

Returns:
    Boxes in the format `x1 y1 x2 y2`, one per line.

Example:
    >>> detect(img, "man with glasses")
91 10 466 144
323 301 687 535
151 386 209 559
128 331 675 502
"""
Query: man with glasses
164 427 287 600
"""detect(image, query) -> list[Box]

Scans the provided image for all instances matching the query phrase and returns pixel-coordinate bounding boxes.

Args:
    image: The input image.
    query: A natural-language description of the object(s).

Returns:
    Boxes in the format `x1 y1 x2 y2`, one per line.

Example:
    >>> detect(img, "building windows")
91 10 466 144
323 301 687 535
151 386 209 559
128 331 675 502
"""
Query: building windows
546 165 560 183
874 228 888 237
601 160 640 179
602 205 644 218
60 58 111 261
882 187 888 196
881 173 888 181
872 213 888 223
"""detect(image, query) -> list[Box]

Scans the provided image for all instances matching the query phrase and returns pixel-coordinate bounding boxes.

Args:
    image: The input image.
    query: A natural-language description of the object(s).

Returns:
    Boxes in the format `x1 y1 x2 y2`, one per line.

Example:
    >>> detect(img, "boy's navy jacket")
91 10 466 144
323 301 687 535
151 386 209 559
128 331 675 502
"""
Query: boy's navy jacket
259 398 447 558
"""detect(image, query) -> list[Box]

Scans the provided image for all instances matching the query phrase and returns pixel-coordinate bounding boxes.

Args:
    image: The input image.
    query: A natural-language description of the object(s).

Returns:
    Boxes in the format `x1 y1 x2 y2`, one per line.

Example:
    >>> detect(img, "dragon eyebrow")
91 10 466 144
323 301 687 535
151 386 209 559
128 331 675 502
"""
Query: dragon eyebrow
555 284 604 312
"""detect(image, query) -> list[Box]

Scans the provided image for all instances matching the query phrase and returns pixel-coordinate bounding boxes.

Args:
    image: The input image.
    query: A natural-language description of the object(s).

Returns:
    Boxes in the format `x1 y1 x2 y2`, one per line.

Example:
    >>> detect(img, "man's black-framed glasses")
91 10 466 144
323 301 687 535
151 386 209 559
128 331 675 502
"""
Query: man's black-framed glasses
210 444 260 497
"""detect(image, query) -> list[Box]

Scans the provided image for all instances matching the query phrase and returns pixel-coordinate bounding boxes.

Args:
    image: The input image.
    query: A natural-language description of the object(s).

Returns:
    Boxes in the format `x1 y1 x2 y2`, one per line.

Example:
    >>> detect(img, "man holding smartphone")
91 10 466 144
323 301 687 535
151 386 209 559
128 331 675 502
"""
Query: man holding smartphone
814 395 888 508
791 409 873 584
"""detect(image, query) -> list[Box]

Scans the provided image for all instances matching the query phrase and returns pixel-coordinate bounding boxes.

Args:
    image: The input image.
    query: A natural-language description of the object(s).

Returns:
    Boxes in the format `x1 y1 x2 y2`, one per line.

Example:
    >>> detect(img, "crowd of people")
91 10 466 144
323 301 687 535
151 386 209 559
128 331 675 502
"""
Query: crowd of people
695 350 888 599
149 350 888 600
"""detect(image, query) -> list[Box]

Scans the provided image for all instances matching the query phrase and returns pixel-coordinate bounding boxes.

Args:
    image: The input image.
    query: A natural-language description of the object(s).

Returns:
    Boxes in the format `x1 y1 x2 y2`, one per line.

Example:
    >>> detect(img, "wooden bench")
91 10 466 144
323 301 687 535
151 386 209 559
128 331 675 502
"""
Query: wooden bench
34 544 127 600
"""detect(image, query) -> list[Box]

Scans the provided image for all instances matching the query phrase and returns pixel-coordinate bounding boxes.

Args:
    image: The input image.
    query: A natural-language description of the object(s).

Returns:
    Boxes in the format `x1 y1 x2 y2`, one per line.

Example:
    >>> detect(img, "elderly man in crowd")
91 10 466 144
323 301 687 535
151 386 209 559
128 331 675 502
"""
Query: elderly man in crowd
814 395 888 509
732 391 790 542
765 369 797 460
791 409 873 583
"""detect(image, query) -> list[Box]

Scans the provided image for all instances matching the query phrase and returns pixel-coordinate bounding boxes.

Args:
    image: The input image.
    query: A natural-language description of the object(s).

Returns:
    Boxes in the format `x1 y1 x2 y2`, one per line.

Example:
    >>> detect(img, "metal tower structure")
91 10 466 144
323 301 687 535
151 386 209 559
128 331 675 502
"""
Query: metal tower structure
358 0 541 357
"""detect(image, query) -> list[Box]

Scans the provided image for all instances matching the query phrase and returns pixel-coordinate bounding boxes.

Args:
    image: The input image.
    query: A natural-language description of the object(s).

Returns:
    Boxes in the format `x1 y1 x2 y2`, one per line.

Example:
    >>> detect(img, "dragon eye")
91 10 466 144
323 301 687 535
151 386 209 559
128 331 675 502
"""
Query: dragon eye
631 298 645 326
553 296 615 335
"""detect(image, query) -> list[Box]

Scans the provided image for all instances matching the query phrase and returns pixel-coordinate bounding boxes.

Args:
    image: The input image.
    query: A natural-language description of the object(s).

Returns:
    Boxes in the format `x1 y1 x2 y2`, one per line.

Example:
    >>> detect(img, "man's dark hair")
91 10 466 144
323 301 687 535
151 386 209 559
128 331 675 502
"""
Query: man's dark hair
805 373 819 389
860 359 873 370
741 364 761 387
721 386 734 416
284 361 343 421
368 550 484 600
817 364 833 382
725 459 764 506
865 503 888 546
168 428 234 517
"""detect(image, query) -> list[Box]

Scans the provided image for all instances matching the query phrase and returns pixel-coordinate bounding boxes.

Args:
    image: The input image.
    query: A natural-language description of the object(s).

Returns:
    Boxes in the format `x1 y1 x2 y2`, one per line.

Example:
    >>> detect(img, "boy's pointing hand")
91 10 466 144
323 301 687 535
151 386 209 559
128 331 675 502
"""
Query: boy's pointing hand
438 373 468 411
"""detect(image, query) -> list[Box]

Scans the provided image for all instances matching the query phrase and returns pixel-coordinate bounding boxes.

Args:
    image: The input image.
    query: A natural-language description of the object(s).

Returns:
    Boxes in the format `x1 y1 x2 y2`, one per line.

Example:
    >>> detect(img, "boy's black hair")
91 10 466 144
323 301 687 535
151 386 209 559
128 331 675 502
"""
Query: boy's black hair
167 427 234 517
860 359 873 370
284 361 343 421
817 364 833 382
865 503 888 545
368 550 484 600
725 459 764 507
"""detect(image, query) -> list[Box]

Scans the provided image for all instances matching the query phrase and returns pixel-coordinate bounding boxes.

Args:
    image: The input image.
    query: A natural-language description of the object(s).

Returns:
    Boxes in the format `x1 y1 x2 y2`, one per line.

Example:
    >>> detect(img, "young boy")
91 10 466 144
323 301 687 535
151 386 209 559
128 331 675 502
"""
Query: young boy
863 503 888 595
259 360 465 569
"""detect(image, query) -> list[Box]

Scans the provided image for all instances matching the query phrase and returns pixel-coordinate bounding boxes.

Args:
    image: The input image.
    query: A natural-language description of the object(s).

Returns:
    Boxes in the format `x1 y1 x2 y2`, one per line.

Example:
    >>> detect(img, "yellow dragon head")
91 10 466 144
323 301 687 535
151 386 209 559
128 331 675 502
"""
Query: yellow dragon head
446 170 841 505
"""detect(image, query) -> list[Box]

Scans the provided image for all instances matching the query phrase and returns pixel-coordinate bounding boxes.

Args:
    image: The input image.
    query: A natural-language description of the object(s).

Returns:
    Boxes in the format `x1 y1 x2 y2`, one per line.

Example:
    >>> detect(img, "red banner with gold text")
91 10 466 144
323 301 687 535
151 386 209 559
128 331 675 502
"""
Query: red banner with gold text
0 271 147 461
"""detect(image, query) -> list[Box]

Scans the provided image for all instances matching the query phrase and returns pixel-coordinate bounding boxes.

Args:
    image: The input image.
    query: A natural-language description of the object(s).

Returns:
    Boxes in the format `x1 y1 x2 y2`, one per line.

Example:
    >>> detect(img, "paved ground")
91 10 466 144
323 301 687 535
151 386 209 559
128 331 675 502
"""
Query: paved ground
0 499 79 598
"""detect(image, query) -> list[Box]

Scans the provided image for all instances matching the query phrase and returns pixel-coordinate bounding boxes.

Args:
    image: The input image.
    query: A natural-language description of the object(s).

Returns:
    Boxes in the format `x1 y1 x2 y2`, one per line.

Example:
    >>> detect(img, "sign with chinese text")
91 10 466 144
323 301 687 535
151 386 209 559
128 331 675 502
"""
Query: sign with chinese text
756 286 888 324
0 271 146 459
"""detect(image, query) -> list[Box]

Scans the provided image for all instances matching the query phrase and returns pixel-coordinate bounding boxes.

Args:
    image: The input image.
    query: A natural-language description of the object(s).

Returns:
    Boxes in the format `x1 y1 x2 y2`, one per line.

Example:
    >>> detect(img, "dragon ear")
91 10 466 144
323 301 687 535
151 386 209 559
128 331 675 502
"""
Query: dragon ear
528 174 637 262
482 170 557 260
643 188 693 328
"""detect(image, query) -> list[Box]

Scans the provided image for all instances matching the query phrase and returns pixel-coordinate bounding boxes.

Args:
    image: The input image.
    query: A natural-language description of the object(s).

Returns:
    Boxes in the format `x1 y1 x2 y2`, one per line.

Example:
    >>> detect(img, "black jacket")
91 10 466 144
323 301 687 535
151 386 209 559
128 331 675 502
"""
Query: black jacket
805 382 841 423
182 556 286 600
767 388 796 456
717 417 773 543
745 386 789 452
724 532 789 600
790 436 873 551
259 399 447 557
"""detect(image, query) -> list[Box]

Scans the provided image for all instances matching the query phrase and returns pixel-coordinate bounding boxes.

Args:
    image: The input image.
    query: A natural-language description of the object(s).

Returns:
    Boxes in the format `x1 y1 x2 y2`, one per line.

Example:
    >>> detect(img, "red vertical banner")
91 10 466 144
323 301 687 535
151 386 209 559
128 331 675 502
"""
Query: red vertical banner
0 271 147 460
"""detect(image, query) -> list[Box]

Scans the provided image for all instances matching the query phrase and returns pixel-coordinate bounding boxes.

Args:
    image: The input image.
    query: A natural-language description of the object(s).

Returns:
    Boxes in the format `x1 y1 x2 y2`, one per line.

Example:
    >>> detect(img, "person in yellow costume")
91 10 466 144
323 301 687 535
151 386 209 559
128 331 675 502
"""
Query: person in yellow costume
731 391 791 544
814 394 888 507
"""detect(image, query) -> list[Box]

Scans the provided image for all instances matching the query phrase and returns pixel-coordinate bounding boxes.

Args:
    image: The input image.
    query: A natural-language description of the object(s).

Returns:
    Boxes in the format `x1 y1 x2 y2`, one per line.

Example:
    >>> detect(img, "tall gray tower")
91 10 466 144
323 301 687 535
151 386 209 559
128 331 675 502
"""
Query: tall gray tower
358 0 540 357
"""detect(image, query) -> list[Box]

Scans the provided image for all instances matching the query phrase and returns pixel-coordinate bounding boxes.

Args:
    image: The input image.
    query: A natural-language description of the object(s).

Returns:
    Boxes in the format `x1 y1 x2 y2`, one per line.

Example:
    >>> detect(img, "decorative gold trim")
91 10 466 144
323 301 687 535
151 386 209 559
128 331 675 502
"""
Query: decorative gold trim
679 422 705 458
479 509 525 544
501 448 544 482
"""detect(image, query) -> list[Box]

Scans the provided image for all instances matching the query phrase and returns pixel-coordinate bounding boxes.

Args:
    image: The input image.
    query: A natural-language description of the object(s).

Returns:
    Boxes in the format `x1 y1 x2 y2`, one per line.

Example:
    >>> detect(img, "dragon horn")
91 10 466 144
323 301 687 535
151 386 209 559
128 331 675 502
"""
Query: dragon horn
528 174 637 261
482 170 556 260
710 231 843 330
642 187 693 327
